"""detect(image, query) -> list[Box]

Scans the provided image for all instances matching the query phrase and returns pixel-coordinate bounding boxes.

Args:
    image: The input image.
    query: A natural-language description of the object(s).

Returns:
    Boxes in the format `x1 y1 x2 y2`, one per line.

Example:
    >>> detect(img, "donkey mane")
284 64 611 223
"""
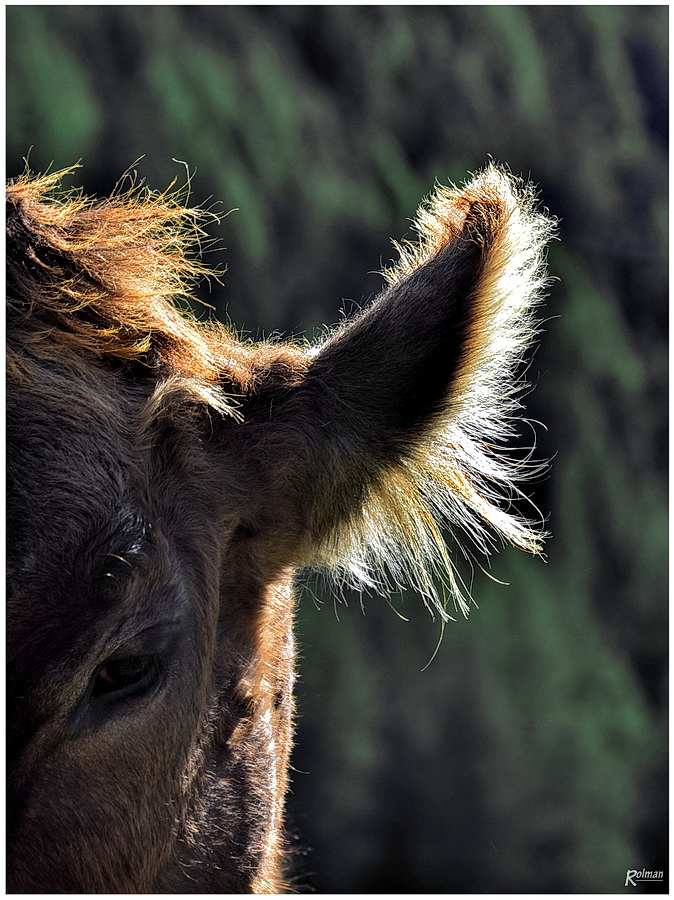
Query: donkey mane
7 170 215 363
7 169 300 404
7 165 552 618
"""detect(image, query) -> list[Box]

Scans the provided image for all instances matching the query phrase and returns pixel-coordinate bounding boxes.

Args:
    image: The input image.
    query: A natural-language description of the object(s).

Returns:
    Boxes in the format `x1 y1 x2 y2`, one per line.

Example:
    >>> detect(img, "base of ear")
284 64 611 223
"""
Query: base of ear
315 165 554 619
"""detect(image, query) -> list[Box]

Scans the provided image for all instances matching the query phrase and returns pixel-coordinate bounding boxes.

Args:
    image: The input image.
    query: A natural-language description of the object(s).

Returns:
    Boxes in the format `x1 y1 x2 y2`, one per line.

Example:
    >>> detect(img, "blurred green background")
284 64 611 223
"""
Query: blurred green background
7 5 667 893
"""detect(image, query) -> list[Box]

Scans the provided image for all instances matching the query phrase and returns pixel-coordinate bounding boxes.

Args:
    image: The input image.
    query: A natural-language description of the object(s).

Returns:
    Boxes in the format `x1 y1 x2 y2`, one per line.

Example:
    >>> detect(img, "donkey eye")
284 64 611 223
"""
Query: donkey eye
77 622 181 727
91 656 159 699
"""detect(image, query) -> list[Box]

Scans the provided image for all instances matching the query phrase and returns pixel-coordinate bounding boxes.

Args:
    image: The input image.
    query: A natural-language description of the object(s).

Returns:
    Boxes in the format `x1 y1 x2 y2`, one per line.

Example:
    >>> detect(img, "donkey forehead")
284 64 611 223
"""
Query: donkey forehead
7 376 218 663
8 368 216 540
7 508 180 664
9 377 141 555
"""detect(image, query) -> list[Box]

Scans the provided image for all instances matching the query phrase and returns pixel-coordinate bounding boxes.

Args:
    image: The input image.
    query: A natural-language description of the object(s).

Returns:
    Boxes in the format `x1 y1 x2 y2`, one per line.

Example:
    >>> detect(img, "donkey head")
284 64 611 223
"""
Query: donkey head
6 165 553 891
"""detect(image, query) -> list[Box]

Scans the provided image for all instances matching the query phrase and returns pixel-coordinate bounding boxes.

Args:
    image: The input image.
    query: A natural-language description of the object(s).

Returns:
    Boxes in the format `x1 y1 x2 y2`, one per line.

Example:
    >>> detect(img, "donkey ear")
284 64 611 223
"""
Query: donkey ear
286 165 555 617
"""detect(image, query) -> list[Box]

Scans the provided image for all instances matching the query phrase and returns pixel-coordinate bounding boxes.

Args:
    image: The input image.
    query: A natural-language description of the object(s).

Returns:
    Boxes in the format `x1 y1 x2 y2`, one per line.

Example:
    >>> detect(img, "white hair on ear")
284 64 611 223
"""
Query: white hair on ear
312 164 556 619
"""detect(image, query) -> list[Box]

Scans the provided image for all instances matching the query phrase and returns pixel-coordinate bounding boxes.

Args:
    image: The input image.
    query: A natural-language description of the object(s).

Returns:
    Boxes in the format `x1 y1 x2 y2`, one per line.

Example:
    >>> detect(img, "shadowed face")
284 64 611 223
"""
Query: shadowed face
6 164 551 891
6 361 296 893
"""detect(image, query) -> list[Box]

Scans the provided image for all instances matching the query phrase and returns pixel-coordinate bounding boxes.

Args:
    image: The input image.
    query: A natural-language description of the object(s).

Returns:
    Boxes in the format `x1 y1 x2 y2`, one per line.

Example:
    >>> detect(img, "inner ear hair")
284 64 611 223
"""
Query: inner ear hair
293 164 556 619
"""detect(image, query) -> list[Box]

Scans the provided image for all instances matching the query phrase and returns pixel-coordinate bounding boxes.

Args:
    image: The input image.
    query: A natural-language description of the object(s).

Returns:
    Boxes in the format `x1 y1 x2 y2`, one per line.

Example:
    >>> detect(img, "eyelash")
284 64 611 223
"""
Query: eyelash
72 623 181 730
90 655 162 701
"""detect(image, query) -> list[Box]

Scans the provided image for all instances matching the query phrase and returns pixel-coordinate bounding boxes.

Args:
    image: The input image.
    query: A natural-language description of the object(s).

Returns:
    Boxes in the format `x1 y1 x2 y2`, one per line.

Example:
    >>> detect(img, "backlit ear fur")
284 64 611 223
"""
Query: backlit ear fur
311 164 555 618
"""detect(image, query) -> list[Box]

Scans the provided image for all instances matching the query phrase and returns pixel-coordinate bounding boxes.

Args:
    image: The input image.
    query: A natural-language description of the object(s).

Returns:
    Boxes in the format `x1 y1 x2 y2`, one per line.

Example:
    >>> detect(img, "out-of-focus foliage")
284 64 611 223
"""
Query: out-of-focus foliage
7 6 667 893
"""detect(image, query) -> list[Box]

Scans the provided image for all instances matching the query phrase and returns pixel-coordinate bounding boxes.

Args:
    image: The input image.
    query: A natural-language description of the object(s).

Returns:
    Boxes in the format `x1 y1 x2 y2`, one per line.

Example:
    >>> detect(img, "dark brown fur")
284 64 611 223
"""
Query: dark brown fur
7 166 554 892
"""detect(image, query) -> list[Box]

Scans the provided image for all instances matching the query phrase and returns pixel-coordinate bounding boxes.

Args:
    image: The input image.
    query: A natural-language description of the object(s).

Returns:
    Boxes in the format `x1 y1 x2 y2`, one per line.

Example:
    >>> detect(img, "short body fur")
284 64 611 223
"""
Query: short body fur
6 165 554 892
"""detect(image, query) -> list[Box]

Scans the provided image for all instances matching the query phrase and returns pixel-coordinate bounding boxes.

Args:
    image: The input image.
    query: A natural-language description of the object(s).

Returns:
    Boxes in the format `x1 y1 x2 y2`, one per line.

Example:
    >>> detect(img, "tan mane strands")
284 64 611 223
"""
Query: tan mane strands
6 167 240 412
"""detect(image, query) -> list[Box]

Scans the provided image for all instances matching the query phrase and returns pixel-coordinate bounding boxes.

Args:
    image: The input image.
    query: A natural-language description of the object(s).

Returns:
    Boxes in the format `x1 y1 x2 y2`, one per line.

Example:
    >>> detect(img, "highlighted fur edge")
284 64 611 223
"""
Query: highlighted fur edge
312 164 556 619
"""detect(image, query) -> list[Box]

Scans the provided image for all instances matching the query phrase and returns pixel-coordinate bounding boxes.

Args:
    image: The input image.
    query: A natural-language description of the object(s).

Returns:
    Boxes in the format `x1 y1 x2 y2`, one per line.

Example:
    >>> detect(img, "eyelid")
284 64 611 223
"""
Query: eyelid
106 620 182 660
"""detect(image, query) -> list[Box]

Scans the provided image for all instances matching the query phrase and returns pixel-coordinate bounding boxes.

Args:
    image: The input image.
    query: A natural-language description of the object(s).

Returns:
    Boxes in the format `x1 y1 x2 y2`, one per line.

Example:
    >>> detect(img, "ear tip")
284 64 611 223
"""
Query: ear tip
458 164 559 252
384 163 554 289
408 170 509 256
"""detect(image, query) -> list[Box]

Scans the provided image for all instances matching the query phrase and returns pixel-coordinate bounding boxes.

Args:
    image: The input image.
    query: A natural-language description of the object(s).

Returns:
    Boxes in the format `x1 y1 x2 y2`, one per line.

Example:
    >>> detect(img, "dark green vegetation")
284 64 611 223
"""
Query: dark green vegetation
7 6 667 893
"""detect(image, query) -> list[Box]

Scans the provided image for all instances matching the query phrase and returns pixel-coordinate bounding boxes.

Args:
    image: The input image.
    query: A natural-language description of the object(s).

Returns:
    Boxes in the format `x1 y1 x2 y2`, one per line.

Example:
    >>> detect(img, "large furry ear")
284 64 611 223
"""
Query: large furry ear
283 164 555 618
